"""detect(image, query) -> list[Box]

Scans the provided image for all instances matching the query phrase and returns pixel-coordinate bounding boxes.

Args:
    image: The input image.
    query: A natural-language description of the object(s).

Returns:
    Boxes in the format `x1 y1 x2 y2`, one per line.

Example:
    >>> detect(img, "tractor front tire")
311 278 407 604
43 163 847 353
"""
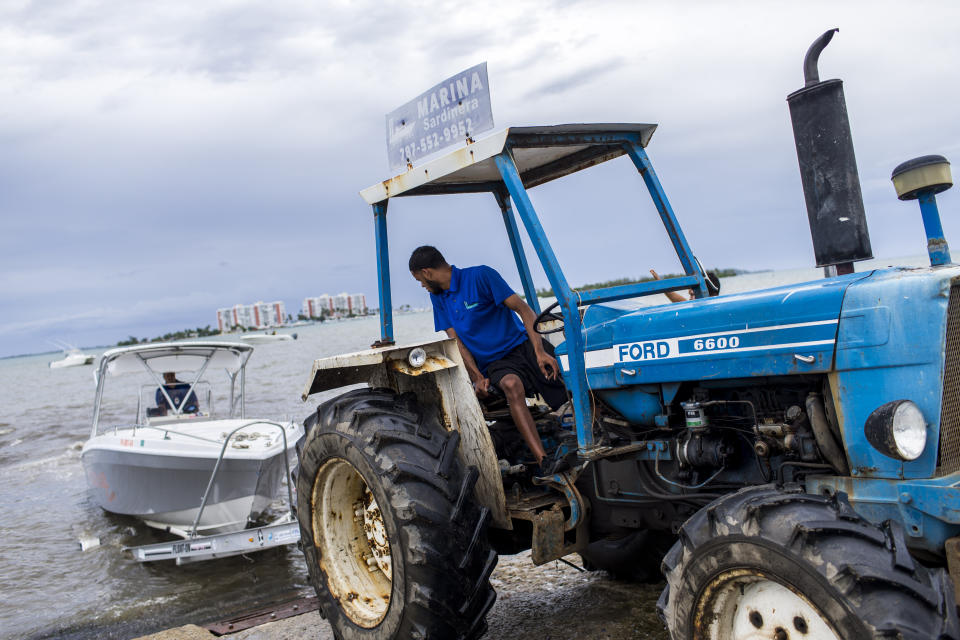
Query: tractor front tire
296 388 497 640
658 484 959 640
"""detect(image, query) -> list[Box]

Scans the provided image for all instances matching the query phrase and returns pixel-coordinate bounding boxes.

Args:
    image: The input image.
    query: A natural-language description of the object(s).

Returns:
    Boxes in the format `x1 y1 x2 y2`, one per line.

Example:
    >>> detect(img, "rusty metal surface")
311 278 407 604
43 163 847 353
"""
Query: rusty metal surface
204 595 319 635
524 473 592 566
506 489 564 518
531 507 567 565
302 337 452 399
946 537 960 606
530 505 589 565
388 354 456 377
940 283 960 475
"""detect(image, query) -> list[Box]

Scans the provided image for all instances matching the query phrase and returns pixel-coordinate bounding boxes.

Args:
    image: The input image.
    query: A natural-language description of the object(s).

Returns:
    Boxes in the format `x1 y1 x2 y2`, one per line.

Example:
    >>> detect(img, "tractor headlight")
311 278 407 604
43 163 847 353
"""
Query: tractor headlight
864 400 927 461
407 347 427 369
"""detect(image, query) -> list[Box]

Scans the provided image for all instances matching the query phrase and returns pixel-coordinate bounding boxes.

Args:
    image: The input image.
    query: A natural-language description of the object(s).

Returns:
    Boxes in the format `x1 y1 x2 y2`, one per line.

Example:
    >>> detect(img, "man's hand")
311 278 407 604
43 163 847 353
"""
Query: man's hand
536 351 560 381
473 377 491 397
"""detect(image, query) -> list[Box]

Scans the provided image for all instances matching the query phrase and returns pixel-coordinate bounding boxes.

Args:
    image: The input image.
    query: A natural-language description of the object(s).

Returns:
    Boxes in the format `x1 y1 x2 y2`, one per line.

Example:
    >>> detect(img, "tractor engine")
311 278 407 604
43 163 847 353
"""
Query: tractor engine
583 380 839 537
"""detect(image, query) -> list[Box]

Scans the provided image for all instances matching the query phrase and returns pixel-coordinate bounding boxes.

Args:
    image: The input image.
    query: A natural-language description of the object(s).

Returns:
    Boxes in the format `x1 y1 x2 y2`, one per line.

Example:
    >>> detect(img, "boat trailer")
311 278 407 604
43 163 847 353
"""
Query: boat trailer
124 421 302 565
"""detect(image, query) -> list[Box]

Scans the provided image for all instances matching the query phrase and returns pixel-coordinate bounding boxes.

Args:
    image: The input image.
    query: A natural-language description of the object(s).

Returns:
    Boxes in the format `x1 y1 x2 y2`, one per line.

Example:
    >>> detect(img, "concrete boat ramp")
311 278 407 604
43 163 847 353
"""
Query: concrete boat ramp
134 551 669 639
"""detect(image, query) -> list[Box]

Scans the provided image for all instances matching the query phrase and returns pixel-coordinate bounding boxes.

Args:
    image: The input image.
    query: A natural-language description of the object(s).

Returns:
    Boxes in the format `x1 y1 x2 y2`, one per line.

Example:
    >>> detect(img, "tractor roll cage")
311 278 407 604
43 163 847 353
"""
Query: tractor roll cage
360 124 708 456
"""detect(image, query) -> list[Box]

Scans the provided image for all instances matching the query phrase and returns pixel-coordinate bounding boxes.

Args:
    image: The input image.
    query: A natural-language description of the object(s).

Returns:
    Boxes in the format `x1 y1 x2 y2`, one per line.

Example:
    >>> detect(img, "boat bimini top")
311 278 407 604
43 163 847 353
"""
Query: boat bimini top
91 342 254 437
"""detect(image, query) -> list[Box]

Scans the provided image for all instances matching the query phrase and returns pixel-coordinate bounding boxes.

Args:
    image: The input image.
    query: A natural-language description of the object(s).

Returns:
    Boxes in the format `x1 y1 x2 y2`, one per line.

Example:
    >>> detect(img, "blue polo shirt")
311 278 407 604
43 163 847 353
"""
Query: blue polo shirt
431 265 527 373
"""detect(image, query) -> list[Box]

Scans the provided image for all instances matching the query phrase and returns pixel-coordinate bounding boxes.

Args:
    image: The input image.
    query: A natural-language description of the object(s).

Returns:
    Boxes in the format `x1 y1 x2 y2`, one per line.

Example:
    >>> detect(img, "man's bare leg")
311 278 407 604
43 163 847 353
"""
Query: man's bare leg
497 373 546 464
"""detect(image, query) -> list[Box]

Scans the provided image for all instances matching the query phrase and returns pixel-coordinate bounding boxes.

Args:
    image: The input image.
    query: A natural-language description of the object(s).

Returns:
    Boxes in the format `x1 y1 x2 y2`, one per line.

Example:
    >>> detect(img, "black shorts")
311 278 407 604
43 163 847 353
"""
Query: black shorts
486 338 568 410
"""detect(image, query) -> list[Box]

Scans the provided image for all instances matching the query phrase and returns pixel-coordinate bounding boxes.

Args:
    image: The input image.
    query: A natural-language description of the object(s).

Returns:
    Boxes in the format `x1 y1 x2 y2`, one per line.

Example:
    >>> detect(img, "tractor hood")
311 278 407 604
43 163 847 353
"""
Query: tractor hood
556 271 869 388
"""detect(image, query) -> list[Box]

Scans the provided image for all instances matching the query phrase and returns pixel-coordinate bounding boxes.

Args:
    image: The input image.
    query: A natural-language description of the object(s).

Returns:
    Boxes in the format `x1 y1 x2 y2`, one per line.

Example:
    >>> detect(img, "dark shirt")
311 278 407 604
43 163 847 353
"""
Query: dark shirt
430 265 527 373
156 382 198 414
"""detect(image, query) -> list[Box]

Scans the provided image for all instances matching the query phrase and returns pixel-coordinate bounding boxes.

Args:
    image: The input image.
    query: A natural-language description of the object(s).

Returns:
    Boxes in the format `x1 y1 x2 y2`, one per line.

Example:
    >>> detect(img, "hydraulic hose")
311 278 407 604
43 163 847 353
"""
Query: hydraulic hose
805 392 850 475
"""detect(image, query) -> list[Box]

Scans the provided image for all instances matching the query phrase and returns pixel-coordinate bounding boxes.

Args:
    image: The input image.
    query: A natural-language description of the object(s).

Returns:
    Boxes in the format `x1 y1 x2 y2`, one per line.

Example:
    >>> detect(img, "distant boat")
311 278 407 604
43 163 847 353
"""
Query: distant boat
50 348 94 369
240 331 297 344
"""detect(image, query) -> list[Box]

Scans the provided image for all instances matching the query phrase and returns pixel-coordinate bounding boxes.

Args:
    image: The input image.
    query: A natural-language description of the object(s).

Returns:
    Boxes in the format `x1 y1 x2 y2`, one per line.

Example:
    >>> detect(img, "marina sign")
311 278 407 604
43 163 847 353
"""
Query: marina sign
386 62 494 172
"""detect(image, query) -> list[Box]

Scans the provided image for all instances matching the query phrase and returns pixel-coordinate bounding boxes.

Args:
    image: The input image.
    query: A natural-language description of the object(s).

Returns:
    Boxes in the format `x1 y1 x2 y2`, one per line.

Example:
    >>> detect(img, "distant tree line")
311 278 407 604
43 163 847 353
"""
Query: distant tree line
534 268 743 298
116 325 221 346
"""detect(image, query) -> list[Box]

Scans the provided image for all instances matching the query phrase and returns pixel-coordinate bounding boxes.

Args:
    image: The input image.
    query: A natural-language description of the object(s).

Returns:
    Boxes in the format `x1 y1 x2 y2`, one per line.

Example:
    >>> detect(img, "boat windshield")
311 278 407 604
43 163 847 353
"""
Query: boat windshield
90 342 253 437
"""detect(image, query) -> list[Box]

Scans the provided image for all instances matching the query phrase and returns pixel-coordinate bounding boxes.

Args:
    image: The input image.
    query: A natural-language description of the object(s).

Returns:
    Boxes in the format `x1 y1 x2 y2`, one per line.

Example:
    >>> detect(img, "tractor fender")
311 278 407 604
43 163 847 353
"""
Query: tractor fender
301 336 511 529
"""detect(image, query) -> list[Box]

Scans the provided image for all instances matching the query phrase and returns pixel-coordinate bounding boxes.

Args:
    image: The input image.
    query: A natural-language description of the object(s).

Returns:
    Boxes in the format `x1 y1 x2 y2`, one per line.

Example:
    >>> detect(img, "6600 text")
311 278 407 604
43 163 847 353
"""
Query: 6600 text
693 336 740 351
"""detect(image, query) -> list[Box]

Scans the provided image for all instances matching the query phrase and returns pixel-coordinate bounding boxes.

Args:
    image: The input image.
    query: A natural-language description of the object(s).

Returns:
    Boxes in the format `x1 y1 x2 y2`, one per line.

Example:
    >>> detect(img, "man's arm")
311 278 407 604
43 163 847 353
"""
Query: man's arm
503 294 559 381
650 269 689 303
445 327 490 394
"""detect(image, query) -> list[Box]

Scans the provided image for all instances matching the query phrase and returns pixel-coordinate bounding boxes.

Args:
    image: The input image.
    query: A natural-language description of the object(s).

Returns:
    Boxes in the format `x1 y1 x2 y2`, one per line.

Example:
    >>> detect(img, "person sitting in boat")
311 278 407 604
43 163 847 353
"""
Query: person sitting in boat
152 372 199 416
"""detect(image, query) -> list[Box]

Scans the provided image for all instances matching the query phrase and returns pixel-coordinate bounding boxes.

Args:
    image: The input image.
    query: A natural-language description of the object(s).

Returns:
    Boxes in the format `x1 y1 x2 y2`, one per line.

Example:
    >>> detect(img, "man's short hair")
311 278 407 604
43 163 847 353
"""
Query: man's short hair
409 246 448 272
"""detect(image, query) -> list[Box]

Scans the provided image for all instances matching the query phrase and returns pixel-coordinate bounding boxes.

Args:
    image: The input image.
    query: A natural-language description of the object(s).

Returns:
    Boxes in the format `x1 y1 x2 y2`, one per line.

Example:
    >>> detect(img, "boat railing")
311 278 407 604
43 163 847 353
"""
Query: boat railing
114 423 225 445
189 420 297 538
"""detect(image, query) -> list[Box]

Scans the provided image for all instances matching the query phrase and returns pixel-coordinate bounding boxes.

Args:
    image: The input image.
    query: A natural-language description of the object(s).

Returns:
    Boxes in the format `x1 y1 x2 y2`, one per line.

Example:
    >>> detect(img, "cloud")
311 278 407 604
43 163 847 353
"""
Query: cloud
526 57 627 99
2 0 960 356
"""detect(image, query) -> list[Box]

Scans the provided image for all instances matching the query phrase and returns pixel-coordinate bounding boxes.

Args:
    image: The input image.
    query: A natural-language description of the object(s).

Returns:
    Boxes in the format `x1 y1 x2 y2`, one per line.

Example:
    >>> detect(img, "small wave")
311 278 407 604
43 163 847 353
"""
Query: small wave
1 448 79 473
7 438 22 448
0 427 13 436
101 592 181 619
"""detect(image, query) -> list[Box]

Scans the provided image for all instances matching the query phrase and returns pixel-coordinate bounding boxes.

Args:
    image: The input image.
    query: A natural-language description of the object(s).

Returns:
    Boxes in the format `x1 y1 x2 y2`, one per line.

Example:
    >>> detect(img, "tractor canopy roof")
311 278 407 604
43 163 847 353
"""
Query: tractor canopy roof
360 124 657 204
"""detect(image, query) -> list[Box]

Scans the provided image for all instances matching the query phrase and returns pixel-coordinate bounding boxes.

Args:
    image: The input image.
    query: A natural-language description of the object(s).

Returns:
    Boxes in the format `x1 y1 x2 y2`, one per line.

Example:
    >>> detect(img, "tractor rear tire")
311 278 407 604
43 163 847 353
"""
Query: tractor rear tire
658 484 960 640
579 530 673 583
296 388 497 640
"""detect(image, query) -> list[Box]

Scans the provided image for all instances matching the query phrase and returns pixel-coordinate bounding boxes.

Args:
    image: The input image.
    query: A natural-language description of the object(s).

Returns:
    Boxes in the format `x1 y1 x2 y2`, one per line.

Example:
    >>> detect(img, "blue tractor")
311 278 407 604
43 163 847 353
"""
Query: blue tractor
296 30 960 639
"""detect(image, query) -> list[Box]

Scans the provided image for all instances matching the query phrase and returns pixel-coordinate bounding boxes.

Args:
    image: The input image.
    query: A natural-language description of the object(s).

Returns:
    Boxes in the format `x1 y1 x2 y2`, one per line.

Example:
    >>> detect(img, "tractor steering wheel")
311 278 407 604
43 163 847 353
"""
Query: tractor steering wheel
534 301 566 335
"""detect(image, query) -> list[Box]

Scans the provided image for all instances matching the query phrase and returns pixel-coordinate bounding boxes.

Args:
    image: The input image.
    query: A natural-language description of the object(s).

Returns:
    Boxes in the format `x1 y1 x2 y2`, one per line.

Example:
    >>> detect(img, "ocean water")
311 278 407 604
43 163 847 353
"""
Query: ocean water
0 255 930 639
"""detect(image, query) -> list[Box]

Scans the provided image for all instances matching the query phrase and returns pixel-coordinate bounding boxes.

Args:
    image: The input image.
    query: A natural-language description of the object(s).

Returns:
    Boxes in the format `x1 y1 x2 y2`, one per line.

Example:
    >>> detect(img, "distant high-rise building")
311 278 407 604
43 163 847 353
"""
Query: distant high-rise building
302 294 334 318
216 300 286 331
348 293 367 315
302 292 368 318
216 308 236 332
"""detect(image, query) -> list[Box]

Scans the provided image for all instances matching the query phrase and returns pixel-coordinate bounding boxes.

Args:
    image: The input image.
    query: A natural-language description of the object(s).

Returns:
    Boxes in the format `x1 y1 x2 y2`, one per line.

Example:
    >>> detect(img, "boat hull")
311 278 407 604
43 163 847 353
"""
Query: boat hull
50 354 94 368
82 443 288 534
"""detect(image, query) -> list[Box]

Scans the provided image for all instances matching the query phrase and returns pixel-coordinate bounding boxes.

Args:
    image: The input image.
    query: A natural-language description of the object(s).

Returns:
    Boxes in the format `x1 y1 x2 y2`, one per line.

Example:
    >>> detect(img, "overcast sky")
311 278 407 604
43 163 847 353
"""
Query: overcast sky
2 0 959 357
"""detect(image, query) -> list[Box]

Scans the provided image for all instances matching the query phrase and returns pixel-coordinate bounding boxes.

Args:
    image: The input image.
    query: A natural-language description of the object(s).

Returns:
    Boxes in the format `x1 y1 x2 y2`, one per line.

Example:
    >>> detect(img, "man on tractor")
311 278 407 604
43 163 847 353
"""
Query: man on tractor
409 245 568 474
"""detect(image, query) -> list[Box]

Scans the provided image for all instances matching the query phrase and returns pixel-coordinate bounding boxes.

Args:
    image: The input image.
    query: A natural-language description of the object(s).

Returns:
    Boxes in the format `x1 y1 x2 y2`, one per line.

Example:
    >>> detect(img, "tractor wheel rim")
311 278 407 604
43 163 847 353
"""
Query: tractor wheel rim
362 486 393 579
313 458 392 627
699 570 842 640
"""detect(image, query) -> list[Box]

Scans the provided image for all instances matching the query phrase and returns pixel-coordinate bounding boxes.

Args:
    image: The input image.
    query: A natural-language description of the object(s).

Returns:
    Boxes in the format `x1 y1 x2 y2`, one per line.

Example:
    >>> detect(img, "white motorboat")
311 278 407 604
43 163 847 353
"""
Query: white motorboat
239 331 297 344
49 348 94 369
81 342 304 538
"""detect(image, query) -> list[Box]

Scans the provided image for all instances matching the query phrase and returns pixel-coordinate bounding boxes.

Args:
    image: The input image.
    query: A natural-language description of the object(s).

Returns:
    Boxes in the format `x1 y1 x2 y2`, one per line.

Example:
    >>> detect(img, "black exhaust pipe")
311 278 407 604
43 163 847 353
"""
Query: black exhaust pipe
787 29 872 274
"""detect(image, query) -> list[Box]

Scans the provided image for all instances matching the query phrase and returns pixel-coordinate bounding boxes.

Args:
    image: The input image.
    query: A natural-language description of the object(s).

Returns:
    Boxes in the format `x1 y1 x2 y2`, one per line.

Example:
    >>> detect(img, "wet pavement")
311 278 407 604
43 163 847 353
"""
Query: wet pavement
138 550 669 640
486 552 668 639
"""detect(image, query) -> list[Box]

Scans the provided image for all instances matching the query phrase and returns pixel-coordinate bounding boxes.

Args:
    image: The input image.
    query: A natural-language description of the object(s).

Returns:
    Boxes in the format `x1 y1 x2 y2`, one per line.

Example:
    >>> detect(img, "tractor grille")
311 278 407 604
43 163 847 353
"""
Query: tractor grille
938 282 960 475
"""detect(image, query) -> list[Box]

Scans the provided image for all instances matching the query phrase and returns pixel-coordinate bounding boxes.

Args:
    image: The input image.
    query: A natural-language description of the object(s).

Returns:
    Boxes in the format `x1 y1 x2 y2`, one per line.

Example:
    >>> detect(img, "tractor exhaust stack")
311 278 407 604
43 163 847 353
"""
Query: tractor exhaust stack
787 28 873 275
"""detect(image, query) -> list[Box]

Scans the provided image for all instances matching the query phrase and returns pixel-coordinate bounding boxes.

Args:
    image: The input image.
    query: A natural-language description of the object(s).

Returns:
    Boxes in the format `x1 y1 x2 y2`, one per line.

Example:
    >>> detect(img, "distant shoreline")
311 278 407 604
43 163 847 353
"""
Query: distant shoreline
532 267 752 298
4 256 931 360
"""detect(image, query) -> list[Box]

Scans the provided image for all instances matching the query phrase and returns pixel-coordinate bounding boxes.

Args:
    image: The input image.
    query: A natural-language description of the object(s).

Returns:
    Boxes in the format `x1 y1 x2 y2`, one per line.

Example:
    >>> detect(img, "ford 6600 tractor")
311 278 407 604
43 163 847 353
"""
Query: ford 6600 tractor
295 31 960 639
